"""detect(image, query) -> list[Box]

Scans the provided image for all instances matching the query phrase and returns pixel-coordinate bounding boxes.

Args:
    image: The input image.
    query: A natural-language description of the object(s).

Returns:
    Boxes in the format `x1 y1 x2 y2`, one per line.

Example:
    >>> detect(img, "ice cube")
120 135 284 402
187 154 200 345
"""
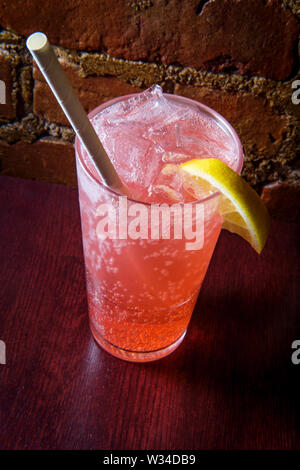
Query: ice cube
91 88 169 196
145 101 235 167
156 163 213 202
174 112 235 165
162 151 195 163
150 185 183 204
145 103 193 151
181 172 214 201
106 131 162 188
94 85 172 127
156 164 183 191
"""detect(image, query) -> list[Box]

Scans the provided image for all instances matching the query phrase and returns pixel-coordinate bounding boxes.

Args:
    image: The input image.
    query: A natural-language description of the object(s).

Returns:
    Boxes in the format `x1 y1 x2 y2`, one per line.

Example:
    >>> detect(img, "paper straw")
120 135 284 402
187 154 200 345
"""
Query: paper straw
26 32 127 195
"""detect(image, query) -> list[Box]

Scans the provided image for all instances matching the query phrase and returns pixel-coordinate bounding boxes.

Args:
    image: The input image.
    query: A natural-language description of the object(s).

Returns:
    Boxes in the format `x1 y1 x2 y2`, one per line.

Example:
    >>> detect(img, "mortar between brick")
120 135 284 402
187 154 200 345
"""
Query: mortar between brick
0 25 299 194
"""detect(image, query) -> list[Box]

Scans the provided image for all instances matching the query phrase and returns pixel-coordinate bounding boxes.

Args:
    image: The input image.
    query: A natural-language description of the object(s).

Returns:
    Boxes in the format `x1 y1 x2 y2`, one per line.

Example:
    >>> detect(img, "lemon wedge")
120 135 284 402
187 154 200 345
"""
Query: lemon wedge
180 158 270 253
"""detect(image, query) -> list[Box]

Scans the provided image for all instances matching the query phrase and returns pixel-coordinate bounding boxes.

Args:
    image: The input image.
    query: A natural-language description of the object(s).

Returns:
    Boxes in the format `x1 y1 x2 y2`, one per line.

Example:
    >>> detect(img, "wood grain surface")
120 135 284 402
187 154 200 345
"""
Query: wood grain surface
0 175 299 450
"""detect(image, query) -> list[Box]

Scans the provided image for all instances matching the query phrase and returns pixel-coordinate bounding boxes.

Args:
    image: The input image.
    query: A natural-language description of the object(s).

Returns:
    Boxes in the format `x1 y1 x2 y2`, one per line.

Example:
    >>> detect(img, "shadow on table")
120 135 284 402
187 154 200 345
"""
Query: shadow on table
137 224 300 444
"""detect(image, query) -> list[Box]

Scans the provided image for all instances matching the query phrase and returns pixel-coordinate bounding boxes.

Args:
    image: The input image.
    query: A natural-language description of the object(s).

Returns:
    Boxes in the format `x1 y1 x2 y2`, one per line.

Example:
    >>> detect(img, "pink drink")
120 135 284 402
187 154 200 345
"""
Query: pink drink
75 86 243 362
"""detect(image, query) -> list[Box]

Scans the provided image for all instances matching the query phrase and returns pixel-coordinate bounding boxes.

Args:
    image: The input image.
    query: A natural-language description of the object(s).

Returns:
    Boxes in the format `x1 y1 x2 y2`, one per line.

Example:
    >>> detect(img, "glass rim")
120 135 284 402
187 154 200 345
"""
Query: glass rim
75 92 244 207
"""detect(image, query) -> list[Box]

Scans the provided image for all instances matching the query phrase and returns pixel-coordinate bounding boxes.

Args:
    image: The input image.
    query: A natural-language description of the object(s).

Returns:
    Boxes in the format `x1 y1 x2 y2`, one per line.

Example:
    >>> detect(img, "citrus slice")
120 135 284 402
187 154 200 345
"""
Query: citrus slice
180 158 270 253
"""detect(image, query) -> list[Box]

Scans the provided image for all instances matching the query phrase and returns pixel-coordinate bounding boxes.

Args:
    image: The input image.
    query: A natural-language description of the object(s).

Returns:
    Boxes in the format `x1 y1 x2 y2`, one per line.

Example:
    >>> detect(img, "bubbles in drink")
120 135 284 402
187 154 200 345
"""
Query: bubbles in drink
76 86 239 359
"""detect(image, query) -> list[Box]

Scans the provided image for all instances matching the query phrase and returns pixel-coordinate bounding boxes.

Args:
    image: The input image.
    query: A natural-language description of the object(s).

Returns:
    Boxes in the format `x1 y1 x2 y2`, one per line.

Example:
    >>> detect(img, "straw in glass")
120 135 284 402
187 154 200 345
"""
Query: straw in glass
26 32 128 195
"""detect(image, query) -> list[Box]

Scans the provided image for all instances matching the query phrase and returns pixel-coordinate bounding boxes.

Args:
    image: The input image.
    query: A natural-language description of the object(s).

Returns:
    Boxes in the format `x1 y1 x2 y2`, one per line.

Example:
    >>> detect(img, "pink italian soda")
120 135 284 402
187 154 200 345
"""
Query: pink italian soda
75 86 243 362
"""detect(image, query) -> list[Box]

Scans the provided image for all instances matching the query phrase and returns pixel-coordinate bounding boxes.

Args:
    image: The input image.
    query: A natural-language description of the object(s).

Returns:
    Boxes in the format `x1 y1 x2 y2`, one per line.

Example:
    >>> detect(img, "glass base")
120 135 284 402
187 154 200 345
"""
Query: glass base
90 323 186 363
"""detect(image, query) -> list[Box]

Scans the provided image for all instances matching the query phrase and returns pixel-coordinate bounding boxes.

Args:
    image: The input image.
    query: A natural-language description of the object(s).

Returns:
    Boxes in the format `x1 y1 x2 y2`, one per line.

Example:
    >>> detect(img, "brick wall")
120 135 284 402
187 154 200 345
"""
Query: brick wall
0 0 299 220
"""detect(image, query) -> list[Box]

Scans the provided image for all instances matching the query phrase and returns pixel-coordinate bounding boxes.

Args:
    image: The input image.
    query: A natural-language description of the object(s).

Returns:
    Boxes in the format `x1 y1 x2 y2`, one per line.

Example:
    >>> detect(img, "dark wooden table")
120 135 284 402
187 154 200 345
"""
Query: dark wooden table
0 175 299 450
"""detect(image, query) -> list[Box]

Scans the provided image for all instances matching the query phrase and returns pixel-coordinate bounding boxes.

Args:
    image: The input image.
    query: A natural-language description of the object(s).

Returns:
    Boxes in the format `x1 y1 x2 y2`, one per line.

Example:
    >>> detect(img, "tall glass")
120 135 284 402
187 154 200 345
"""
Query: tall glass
75 94 243 362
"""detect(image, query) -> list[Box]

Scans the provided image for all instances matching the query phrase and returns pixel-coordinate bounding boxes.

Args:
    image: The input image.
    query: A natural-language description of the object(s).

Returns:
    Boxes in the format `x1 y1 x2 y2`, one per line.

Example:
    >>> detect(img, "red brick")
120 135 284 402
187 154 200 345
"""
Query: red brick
0 139 76 186
33 60 142 125
0 0 298 80
261 180 300 223
0 52 16 120
174 84 288 155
